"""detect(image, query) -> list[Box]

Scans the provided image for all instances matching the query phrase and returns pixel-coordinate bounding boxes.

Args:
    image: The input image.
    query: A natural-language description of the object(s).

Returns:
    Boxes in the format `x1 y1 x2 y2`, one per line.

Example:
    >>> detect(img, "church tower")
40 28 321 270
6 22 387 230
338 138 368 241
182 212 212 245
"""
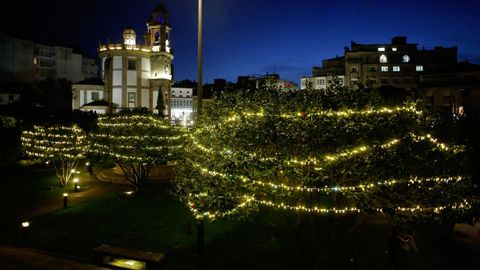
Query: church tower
145 3 173 118
97 2 173 117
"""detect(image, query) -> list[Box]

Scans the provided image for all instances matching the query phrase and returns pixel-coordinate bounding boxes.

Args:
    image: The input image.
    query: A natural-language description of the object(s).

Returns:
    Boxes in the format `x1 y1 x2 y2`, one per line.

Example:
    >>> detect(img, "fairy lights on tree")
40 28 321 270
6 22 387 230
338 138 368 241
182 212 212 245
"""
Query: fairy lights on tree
21 125 86 187
90 110 185 190
176 82 475 221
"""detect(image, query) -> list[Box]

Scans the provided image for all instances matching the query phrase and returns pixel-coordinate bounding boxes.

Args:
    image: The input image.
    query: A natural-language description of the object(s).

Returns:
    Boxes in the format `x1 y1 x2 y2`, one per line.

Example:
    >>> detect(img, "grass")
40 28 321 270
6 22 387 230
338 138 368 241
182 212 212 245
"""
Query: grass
2 185 327 269
1 170 479 269
0 163 82 206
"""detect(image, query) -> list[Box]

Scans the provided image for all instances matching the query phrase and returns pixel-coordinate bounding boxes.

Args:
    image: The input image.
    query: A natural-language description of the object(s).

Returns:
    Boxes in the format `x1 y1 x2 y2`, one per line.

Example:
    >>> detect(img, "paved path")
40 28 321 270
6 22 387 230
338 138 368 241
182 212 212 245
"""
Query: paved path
0 246 106 270
1 172 128 227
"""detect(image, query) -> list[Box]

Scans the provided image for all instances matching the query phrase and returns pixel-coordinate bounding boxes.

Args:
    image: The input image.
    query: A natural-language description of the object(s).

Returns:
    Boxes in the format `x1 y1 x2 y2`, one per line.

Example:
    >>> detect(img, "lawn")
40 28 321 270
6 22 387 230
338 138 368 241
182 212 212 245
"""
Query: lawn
1 179 479 269
1 184 353 269
0 163 90 207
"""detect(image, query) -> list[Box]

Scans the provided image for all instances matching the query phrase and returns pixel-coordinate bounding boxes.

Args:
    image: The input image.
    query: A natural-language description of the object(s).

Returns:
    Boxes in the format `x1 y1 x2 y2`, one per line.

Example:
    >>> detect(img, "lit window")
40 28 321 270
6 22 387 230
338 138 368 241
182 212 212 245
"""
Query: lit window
392 47 397 51
393 66 400 72
381 66 389 72
403 55 410 63
379 55 388 63
416 65 423 72
378 47 385 52
128 92 136 107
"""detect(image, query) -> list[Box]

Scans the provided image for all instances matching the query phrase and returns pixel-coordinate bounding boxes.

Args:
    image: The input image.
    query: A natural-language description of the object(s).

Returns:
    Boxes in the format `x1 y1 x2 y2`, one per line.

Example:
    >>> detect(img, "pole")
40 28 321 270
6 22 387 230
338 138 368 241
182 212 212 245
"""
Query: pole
63 193 68 209
197 0 203 119
196 219 205 270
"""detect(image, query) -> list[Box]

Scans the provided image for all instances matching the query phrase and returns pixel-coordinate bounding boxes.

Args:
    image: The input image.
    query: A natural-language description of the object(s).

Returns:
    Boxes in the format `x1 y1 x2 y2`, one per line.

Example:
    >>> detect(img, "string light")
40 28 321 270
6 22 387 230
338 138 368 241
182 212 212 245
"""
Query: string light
192 161 464 193
190 133 463 170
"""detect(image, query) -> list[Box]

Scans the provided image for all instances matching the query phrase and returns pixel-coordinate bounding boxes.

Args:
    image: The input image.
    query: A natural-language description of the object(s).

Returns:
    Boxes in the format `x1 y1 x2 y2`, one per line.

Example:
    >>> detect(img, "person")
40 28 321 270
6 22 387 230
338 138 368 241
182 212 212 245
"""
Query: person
387 228 400 269
398 228 418 269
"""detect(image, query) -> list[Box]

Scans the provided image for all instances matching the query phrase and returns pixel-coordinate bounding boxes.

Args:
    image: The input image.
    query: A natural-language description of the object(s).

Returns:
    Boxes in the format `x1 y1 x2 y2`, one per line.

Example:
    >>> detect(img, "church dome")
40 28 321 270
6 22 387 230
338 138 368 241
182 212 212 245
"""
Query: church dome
147 2 169 25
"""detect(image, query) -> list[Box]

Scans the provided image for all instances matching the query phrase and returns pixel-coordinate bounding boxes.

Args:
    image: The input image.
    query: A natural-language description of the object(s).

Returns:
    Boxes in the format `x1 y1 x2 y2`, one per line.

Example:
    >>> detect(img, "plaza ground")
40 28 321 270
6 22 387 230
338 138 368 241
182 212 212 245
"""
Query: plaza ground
0 164 479 269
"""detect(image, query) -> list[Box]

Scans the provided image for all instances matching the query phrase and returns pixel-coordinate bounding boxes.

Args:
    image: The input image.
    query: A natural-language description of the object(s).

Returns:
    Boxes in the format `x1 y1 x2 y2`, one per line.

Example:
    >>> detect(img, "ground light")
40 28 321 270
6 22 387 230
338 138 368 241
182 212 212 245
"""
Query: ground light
63 193 68 209
73 178 79 192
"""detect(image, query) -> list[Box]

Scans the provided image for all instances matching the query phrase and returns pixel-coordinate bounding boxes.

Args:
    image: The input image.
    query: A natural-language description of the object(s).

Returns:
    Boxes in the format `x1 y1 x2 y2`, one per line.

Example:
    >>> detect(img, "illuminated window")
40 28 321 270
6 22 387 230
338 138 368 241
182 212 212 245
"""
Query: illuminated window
392 47 397 51
381 66 389 72
403 55 410 63
379 55 388 63
416 65 423 72
378 47 385 52
128 92 136 107
33 57 38 65
393 66 400 72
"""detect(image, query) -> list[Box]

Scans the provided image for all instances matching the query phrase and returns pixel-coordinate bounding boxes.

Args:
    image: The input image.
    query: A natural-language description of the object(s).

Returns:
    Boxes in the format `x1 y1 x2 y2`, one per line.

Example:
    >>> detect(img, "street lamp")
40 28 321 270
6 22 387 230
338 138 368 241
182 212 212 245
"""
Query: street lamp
197 0 203 119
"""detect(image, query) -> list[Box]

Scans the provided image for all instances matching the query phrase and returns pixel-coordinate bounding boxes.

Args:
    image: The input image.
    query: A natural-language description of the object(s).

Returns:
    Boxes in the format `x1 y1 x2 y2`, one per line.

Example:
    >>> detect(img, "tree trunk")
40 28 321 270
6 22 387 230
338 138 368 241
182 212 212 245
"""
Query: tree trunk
196 219 205 270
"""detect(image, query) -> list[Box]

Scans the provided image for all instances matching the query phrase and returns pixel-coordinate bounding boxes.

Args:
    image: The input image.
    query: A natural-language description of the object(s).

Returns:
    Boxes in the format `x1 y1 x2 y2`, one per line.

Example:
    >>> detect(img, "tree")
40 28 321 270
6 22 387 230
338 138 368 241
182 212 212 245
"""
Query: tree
90 110 185 190
21 125 86 187
176 82 475 221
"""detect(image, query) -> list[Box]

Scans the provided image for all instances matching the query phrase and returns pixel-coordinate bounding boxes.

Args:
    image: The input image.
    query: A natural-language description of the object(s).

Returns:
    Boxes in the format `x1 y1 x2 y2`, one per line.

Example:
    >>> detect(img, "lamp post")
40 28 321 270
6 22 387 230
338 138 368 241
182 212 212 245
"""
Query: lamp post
21 221 30 245
63 193 69 209
197 3 205 269
197 0 203 118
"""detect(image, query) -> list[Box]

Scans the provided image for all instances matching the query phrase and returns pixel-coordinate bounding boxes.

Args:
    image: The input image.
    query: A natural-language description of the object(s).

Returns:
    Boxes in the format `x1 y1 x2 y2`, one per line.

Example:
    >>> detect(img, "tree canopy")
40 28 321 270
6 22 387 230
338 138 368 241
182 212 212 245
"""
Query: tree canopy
90 110 185 190
176 84 475 222
21 124 86 186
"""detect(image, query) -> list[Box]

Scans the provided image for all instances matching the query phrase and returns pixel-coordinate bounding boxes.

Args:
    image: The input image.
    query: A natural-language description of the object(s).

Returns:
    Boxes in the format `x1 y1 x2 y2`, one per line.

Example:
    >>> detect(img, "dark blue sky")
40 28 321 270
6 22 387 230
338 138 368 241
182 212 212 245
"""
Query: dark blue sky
1 0 479 83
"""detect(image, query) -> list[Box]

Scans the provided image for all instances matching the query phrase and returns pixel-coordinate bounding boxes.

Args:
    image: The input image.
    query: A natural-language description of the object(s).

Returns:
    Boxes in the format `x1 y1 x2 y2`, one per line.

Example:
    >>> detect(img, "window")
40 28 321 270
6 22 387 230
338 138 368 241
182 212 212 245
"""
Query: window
351 67 359 73
369 66 377 72
392 47 397 51
378 47 385 52
369 77 377 83
381 66 389 72
379 55 388 63
381 78 389 84
91 92 99 101
416 65 423 72
128 59 136 70
403 55 410 63
317 78 326 85
393 66 400 72
393 78 401 84
351 78 358 84
128 92 136 107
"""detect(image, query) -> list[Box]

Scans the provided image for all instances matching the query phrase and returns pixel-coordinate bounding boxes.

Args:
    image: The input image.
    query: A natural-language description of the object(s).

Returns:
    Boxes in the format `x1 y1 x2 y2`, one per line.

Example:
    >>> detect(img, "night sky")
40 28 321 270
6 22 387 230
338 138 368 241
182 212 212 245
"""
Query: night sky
1 0 479 83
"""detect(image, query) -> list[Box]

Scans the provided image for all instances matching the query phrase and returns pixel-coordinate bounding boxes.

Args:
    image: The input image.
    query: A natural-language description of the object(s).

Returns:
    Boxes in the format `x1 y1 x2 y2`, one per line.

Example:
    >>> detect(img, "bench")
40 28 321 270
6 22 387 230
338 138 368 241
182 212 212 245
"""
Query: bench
93 244 164 270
